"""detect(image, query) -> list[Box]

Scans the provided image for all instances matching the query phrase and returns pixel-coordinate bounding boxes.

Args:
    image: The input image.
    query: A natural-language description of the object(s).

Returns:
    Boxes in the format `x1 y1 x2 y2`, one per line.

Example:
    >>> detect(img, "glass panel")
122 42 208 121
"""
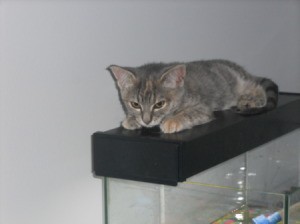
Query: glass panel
103 129 300 224
105 178 160 224
104 178 288 224
163 182 245 224
246 129 300 193
187 154 247 189
212 190 286 224
287 187 300 224
247 190 286 224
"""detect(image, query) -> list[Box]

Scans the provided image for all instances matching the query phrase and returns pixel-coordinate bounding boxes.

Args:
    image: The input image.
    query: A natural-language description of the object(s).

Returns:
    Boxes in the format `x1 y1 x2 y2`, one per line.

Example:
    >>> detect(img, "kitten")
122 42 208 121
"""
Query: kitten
107 60 278 133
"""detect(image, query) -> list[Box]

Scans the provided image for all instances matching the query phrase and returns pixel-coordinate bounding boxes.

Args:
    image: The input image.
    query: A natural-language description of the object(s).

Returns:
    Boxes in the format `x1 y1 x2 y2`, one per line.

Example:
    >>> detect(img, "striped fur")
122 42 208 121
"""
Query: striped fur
108 60 279 133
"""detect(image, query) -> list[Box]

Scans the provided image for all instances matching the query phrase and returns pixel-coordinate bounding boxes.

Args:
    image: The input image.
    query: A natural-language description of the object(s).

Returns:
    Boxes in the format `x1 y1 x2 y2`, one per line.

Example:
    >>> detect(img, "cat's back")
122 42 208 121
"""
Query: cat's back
184 59 252 89
134 60 251 85
186 59 249 77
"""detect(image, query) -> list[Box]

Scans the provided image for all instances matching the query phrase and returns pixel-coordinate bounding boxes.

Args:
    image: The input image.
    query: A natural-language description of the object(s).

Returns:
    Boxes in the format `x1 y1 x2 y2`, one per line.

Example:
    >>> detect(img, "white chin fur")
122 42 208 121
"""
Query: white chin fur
139 120 159 128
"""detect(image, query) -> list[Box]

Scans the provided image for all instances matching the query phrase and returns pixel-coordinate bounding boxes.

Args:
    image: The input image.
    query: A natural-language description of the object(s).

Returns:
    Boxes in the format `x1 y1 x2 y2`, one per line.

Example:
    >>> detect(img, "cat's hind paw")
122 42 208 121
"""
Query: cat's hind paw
122 117 142 130
234 94 267 115
237 94 266 110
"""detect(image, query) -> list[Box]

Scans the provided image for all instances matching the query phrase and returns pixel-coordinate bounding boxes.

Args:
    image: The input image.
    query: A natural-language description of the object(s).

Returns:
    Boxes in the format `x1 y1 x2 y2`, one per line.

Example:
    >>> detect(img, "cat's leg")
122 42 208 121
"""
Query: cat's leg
160 106 214 133
235 85 267 113
122 116 142 130
236 94 266 111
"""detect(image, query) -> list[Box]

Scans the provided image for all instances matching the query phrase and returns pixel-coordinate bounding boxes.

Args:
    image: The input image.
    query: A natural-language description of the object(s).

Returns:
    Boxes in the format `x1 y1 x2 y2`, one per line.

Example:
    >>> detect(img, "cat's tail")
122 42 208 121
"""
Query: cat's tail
259 77 279 110
232 78 279 115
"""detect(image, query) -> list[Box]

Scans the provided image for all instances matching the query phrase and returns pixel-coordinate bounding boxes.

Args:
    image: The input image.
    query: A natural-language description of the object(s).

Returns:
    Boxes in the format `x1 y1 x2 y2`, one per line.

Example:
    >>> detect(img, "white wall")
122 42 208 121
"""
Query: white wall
0 1 299 224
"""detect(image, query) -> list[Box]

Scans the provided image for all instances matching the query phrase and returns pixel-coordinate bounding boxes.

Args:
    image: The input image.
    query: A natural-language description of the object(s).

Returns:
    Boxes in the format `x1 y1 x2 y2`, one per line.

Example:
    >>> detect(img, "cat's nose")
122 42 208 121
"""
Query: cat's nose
142 113 152 125
143 119 151 125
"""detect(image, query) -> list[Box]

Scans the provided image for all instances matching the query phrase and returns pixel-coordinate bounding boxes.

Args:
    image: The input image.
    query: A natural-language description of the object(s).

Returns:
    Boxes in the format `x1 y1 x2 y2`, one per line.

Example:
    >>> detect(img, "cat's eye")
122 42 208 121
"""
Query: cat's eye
130 101 141 109
154 101 165 109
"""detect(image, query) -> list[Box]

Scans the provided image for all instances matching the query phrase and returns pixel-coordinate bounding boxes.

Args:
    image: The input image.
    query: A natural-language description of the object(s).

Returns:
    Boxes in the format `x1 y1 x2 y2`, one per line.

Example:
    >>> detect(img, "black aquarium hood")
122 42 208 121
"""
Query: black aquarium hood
92 93 300 186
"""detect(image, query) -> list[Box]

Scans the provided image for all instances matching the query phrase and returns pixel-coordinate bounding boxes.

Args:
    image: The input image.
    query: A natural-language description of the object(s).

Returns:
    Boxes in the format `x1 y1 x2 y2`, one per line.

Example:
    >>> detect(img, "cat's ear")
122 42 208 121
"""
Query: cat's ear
107 65 136 89
160 64 186 88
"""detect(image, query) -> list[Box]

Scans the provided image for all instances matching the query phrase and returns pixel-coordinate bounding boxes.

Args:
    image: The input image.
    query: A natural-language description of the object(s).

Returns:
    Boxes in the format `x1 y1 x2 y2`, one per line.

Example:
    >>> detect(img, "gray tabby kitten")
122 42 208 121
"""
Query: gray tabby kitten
108 60 278 133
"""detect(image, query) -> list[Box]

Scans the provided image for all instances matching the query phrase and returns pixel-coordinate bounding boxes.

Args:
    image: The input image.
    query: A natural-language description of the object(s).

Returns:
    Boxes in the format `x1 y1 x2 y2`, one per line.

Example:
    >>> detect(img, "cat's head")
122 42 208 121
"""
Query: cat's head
107 63 186 128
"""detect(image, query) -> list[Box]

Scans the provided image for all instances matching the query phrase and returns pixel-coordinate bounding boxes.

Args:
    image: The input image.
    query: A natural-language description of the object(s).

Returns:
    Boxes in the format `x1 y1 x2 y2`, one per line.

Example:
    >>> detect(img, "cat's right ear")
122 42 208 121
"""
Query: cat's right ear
107 65 136 89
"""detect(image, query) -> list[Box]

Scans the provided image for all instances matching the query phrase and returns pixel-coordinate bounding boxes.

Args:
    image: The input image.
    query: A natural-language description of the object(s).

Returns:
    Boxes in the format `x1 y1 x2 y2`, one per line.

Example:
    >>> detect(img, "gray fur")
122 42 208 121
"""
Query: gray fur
107 60 278 133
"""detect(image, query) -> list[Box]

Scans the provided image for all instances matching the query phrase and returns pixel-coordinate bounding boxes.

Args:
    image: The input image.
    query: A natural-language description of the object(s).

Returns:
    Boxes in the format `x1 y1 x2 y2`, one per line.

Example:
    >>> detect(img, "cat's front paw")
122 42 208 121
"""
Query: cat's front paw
160 117 184 133
122 117 142 130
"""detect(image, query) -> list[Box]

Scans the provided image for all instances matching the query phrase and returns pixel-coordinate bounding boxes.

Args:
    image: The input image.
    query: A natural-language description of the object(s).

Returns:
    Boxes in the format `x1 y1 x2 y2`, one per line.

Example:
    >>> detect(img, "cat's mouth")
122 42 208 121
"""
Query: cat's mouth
139 119 161 128
141 123 158 128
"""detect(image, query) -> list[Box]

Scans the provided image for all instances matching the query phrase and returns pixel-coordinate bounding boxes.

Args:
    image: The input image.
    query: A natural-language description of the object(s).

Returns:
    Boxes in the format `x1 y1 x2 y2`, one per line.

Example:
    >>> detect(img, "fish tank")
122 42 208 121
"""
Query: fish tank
93 93 300 224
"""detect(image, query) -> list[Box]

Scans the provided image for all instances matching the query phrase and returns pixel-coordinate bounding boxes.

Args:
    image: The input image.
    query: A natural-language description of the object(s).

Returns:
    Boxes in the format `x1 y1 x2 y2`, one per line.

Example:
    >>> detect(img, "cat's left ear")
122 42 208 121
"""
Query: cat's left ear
160 64 186 88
